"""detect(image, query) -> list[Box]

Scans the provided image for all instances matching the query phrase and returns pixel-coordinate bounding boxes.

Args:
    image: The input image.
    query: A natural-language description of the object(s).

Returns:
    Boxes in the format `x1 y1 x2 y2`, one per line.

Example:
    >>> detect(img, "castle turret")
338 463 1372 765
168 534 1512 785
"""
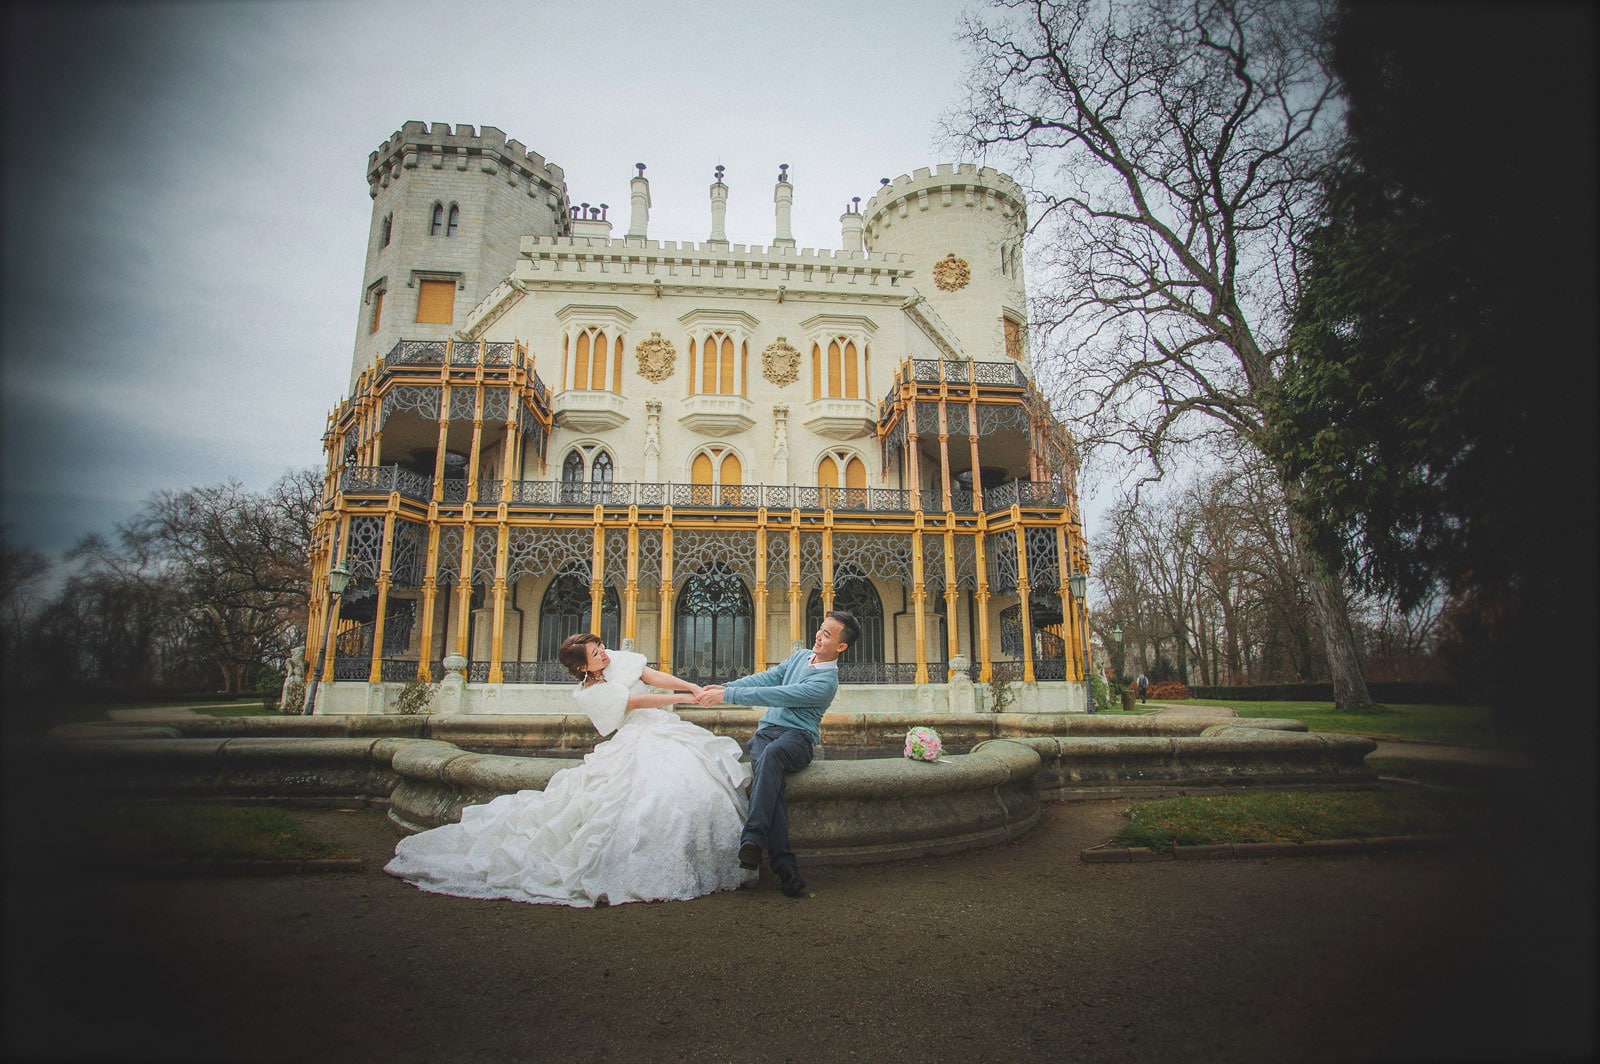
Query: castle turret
351 122 570 387
707 165 729 247
861 164 1028 366
627 163 651 240
773 164 796 248
840 196 864 252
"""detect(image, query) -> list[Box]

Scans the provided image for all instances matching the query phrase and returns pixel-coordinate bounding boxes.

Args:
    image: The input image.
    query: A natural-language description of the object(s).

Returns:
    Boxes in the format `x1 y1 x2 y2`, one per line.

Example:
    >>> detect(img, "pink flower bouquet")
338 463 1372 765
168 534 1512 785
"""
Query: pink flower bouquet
903 726 945 762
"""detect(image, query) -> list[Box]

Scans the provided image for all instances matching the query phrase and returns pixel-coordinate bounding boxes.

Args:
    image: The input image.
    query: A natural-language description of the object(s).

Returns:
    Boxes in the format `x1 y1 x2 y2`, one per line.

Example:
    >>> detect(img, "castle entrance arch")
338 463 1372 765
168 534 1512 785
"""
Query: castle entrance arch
672 562 753 685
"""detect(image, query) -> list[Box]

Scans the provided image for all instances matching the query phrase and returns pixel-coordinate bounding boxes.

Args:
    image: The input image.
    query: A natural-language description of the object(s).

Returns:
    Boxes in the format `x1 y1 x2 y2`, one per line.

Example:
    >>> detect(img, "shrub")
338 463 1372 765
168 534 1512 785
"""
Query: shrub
1147 679 1191 700
396 678 438 715
255 667 285 713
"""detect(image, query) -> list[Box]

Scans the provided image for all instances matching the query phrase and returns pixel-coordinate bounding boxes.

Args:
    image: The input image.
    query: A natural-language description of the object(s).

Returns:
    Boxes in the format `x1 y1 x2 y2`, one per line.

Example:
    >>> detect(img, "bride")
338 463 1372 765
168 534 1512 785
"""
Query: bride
384 633 753 906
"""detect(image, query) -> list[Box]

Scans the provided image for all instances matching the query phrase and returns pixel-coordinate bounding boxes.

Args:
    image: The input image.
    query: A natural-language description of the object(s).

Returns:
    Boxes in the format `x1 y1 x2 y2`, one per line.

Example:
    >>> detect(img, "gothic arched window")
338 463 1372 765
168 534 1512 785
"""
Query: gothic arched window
673 562 753 684
561 450 585 503
380 213 393 247
429 202 444 236
591 450 613 503
446 204 459 237
807 565 884 675
537 573 619 663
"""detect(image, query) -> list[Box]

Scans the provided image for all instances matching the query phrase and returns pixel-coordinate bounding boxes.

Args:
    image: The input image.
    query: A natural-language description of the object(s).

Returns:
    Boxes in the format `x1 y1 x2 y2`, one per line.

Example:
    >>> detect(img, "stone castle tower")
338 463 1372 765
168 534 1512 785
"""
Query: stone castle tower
352 122 572 389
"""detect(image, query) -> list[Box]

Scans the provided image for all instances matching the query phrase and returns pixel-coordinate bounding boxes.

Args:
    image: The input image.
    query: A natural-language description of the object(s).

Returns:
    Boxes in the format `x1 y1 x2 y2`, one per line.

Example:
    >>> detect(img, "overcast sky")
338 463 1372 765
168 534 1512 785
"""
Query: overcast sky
3 0 1106 565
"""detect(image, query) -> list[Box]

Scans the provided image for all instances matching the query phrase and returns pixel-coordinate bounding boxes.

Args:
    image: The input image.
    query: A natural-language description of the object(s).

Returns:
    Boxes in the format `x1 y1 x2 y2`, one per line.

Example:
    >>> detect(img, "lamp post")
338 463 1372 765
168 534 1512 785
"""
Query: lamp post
303 561 352 715
1111 624 1124 678
1069 571 1093 713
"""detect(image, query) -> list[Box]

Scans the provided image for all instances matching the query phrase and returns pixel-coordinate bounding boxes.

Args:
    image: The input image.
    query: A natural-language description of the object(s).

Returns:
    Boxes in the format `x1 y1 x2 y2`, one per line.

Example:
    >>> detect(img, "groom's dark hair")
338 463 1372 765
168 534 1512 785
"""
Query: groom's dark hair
826 609 859 653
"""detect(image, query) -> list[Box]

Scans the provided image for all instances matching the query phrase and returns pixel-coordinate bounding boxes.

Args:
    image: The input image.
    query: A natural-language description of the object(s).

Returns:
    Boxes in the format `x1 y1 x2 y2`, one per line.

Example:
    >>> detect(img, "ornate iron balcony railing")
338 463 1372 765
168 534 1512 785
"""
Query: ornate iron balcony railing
337 470 1066 514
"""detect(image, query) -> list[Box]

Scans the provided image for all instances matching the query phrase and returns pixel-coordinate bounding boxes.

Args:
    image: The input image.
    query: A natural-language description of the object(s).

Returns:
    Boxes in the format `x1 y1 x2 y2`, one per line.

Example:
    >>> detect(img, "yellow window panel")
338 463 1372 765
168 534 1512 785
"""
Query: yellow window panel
415 279 454 324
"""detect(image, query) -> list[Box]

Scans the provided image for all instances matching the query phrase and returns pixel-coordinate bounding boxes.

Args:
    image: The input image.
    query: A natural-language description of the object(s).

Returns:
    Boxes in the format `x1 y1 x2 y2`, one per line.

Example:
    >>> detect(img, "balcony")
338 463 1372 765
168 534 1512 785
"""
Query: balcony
678 393 755 436
803 396 877 440
553 389 629 432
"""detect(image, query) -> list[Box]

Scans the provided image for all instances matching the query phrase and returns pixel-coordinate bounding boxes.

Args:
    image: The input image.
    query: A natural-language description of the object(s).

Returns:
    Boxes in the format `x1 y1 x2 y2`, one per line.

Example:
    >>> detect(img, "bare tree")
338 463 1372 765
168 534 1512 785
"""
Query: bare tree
951 0 1374 707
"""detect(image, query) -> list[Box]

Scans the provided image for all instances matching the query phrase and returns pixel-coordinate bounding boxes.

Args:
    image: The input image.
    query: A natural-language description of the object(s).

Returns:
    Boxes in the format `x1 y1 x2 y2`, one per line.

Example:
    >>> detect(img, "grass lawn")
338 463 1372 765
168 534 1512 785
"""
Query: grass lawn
1183 699 1498 746
1112 788 1512 852
60 803 354 863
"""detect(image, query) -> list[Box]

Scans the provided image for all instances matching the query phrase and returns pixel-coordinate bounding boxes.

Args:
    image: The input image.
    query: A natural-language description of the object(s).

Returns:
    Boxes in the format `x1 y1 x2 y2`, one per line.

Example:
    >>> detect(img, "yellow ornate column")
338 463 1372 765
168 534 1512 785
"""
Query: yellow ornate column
658 516 674 669
968 399 984 512
944 527 960 679
488 522 510 683
906 394 922 509
589 516 606 636
938 400 953 513
1014 518 1035 684
912 525 928 683
367 511 397 684
416 515 441 675
466 383 485 503
820 521 834 613
624 509 640 646
753 513 769 670
974 516 992 683
431 390 450 504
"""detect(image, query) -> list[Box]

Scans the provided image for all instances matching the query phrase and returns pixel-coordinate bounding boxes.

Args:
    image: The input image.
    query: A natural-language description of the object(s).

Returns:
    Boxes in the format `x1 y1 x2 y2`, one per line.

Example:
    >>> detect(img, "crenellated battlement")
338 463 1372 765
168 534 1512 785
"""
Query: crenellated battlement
861 162 1026 228
366 120 569 202
519 235 913 267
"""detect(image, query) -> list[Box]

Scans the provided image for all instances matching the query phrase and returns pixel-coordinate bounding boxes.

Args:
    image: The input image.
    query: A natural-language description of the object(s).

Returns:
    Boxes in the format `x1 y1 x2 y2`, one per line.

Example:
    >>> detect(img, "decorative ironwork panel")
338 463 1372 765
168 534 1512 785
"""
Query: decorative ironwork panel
450 341 479 366
440 479 469 503
482 387 511 423
986 481 1019 510
839 662 920 684
380 385 440 428
499 661 570 683
978 402 1032 435
872 488 912 512
477 481 503 504
507 526 594 583
347 516 385 580
1026 526 1061 589
973 361 1025 386
333 656 371 680
999 603 1023 657
390 519 426 587
717 484 761 508
470 527 500 586
798 532 823 591
436 526 463 585
881 417 906 467
450 387 478 421
946 404 969 436
987 530 1019 593
1018 480 1065 507
832 532 913 586
636 482 669 506
467 661 490 682
765 531 789 587
923 536 945 593
950 489 975 513
636 530 661 586
913 360 942 383
389 340 447 366
604 529 629 588
394 467 432 501
944 360 972 385
916 404 942 435
483 342 515 366
671 530 756 588
991 659 1026 682
380 659 419 683
953 534 979 591
1034 658 1067 680
920 488 946 512
340 467 387 494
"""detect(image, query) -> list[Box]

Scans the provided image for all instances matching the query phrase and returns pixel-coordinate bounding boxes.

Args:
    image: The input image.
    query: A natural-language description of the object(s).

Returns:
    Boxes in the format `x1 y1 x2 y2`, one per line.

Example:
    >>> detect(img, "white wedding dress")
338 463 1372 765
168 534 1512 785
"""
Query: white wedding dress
385 650 753 907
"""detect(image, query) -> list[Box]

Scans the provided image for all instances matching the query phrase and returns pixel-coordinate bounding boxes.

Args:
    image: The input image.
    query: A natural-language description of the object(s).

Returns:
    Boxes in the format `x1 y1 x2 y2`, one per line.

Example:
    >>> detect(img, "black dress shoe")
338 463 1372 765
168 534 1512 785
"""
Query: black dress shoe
777 866 807 898
738 842 762 871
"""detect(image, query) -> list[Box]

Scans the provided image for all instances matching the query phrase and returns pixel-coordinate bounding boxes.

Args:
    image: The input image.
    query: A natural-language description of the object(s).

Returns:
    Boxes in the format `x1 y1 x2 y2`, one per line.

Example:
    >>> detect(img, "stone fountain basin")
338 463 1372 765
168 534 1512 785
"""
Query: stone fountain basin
31 711 1374 864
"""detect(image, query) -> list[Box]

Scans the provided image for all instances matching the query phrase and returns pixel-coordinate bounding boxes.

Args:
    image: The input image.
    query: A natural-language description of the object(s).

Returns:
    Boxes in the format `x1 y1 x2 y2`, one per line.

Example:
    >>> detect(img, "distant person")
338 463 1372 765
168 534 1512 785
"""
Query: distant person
1137 673 1149 702
696 609 858 898
385 633 752 907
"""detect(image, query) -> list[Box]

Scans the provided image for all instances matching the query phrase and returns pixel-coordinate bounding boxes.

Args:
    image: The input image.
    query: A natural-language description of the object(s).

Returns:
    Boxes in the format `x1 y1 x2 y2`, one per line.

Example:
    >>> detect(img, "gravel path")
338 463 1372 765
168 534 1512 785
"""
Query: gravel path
4 793 1593 1063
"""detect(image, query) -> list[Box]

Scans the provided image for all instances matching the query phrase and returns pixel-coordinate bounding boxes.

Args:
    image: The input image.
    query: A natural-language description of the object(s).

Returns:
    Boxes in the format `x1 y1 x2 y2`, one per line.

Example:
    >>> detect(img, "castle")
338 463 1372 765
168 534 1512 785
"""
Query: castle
302 121 1092 714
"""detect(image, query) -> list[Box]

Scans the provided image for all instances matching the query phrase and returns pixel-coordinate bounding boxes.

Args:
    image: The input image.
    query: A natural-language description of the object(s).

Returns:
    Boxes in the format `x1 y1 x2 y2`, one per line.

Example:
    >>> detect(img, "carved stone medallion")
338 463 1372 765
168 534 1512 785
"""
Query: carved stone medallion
635 331 676 383
933 253 971 292
762 337 801 386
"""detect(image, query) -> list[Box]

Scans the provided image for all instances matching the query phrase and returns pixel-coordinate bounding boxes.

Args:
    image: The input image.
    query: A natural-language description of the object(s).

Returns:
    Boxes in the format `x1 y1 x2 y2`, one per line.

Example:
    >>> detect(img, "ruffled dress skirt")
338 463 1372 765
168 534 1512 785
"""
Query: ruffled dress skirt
385 708 752 907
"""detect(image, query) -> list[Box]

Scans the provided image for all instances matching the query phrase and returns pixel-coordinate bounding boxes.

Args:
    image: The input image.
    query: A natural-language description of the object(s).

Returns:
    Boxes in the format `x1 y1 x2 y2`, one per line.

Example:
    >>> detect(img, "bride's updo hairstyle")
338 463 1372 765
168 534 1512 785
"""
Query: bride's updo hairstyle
557 632 603 680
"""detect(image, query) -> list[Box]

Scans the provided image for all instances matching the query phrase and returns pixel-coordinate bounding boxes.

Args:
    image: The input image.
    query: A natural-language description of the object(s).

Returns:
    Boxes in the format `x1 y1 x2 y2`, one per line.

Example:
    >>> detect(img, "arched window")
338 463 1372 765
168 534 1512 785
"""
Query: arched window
673 562 753 684
817 453 867 509
806 565 884 676
591 450 613 503
446 204 459 237
811 337 865 400
689 332 741 395
380 213 393 247
537 573 619 664
565 327 625 392
690 448 742 505
429 203 444 237
561 449 585 503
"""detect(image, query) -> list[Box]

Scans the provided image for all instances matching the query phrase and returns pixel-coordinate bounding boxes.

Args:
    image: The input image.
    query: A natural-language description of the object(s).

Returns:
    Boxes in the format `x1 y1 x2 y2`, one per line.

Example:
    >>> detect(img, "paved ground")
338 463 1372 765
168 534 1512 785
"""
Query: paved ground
7 705 1588 1063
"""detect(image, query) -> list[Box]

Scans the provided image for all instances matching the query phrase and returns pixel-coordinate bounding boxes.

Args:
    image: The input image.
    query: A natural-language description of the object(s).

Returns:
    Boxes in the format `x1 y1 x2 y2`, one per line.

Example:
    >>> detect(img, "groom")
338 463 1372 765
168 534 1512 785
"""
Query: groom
696 609 858 897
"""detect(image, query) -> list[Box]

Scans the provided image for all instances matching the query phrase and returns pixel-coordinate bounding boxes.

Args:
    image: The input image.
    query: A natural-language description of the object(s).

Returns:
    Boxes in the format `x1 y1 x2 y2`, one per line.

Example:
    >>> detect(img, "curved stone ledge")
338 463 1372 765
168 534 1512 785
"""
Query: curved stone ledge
24 713 1373 865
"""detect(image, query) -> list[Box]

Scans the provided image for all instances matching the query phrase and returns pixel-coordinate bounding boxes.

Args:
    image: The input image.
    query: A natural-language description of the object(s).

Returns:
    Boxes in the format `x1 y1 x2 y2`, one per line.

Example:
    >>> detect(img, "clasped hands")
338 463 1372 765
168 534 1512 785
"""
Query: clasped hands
691 685 725 707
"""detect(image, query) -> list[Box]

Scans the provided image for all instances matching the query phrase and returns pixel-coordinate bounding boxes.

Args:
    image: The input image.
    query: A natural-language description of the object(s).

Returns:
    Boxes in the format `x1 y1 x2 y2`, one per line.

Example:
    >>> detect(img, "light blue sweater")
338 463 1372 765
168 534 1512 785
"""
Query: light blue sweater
721 649 840 742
